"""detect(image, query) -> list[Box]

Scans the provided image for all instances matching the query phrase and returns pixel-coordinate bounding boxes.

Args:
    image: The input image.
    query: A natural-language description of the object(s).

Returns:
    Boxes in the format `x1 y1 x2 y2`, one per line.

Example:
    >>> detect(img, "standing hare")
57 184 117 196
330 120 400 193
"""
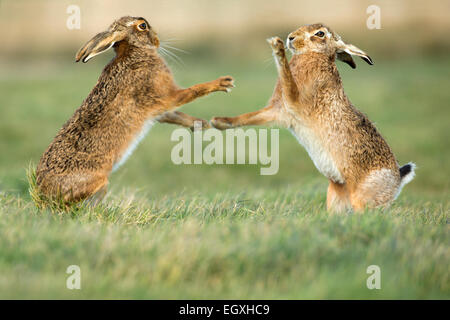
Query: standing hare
211 24 415 213
36 16 234 203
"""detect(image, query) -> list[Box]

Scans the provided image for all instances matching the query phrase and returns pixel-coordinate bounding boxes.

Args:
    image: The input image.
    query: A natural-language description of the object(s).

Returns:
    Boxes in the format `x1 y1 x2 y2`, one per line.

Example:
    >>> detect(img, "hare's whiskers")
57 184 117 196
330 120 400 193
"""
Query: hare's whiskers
160 46 186 67
161 38 182 43
263 50 292 69
162 44 189 54
263 56 276 69
160 47 181 64
159 47 185 68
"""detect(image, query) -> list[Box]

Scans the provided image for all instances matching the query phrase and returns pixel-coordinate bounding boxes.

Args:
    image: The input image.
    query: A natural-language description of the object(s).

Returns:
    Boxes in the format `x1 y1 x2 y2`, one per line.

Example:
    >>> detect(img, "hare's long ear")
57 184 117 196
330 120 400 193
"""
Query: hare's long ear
75 31 125 63
336 52 356 69
336 39 373 68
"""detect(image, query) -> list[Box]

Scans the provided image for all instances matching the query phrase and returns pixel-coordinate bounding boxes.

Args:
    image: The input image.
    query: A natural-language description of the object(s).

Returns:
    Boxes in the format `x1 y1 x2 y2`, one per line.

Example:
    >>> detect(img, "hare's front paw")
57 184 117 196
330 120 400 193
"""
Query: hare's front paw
267 37 285 56
214 76 235 93
190 119 211 131
211 117 234 130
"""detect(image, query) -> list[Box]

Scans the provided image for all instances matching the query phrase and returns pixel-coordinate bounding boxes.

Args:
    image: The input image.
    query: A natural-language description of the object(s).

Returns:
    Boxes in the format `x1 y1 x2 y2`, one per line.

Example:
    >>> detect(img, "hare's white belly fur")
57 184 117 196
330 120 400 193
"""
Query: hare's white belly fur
289 124 344 184
112 119 155 172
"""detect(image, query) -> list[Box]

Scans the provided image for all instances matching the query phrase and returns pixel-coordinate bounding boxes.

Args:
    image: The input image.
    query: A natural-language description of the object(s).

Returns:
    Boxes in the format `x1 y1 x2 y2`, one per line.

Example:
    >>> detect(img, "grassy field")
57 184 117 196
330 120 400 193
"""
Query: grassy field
0 53 449 299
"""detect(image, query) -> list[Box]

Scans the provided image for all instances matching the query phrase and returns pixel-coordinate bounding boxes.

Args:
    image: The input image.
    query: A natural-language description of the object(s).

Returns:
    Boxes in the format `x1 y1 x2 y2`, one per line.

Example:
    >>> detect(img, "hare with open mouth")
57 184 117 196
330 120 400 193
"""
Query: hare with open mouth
211 24 415 213
36 16 234 203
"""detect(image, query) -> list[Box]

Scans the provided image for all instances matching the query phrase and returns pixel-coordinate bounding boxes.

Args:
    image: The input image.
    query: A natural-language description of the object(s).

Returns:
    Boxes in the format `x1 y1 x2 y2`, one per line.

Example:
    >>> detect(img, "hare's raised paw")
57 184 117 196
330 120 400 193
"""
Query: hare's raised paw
210 117 234 130
267 37 285 55
215 76 235 93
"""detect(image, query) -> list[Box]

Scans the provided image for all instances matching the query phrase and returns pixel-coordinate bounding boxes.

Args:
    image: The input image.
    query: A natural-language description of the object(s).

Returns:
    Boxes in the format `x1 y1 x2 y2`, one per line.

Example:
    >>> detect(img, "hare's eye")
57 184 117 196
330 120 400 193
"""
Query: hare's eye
137 23 147 31
315 31 325 37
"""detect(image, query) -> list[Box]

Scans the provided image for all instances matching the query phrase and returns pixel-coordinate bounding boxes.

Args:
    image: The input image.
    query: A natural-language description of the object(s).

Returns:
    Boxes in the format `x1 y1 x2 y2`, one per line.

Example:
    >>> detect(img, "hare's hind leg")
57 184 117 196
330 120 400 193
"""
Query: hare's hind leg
85 184 108 207
37 173 107 205
59 173 108 203
327 181 351 213
349 169 400 212
211 105 277 130
157 111 210 130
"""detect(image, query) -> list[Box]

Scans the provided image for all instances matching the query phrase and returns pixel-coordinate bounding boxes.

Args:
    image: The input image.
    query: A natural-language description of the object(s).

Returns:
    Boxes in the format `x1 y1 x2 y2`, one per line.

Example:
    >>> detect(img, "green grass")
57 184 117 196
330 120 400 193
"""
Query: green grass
0 54 449 299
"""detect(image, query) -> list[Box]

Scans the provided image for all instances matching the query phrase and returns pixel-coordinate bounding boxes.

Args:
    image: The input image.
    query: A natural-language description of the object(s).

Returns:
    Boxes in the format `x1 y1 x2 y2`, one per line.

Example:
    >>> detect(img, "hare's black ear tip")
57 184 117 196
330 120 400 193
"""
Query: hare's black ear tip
347 60 356 69
76 57 89 63
365 56 374 65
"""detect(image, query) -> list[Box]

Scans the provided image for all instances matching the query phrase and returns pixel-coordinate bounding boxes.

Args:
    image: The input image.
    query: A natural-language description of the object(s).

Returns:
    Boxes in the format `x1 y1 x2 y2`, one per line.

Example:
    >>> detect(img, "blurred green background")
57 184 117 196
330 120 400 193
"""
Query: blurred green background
0 0 448 299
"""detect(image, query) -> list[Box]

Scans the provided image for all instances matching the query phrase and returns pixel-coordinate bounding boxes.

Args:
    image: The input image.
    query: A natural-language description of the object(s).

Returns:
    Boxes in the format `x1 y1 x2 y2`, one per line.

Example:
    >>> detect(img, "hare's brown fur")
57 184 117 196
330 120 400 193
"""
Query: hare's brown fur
212 23 415 213
36 16 234 203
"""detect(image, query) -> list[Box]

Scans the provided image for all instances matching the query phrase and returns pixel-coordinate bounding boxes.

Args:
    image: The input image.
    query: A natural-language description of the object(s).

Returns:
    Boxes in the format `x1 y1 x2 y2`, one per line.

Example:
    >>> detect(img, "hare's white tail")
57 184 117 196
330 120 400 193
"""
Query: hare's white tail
395 162 416 199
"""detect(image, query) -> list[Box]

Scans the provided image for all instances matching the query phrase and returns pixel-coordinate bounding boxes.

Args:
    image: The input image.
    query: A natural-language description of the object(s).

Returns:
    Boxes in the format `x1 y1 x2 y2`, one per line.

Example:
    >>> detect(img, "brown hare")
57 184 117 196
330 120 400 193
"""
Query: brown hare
211 23 415 213
36 16 234 203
